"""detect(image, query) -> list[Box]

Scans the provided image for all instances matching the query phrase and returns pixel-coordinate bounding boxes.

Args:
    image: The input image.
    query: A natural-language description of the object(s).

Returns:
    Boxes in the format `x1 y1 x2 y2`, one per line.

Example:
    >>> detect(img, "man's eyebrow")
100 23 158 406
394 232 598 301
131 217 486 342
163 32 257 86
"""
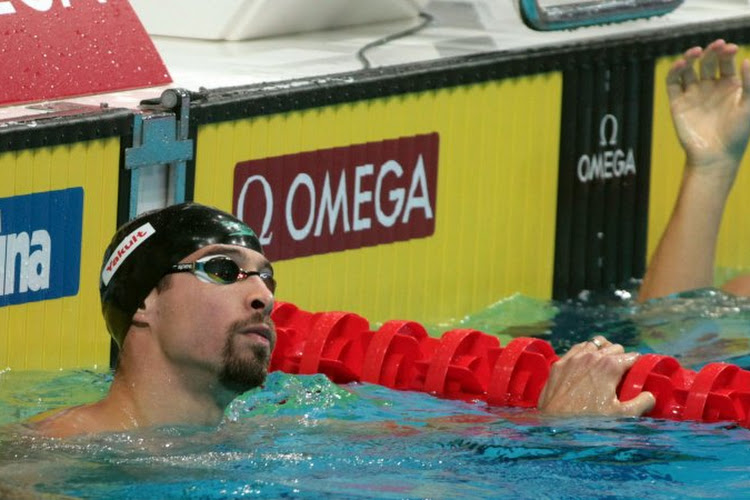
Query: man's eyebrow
256 258 274 274
211 247 243 258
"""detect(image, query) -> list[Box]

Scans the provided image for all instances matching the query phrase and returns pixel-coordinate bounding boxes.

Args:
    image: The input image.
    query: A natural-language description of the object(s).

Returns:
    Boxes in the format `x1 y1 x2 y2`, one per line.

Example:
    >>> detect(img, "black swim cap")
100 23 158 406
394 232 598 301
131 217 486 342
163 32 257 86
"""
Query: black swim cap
99 202 263 347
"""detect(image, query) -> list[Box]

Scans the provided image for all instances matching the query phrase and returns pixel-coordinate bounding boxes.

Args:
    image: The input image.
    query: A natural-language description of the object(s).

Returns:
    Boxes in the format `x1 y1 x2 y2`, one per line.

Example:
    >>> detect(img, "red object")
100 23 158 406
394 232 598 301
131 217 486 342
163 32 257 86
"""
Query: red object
270 302 318 373
618 354 693 419
684 363 750 424
0 0 171 106
423 329 500 400
298 311 370 383
361 320 429 390
487 337 558 407
270 301 750 429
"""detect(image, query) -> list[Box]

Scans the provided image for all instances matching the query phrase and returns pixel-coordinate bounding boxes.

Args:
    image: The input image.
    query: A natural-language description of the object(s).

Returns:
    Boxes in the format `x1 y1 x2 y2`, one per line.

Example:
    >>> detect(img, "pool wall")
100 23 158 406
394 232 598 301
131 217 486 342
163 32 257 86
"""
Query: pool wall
2 22 750 370
0 111 131 370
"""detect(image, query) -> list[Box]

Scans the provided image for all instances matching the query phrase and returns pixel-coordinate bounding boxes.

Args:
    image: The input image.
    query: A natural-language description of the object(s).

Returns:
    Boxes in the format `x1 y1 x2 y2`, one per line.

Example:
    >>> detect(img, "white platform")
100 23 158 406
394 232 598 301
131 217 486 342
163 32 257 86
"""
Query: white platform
2 0 750 120
129 0 429 41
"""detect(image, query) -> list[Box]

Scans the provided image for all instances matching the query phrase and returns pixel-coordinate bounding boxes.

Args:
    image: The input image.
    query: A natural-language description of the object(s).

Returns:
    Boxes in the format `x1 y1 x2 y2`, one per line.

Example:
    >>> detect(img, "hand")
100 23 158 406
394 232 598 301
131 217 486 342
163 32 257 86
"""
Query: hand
667 39 750 180
537 336 655 417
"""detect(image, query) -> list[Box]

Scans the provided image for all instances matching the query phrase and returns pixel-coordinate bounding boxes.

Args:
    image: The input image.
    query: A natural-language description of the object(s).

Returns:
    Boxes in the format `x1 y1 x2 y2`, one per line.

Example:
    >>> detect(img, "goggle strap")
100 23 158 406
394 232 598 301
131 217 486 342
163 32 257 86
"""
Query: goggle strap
171 262 196 272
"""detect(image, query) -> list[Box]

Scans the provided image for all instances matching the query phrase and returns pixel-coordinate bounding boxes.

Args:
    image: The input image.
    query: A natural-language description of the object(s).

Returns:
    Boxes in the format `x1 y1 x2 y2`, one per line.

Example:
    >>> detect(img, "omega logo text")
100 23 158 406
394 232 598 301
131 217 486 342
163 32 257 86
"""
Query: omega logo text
234 133 440 261
577 114 637 183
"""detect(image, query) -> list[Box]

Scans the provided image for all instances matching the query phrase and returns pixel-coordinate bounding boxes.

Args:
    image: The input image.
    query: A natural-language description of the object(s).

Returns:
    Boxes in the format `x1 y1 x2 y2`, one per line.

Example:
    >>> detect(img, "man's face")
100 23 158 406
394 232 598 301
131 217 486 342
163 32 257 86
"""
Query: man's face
149 244 277 394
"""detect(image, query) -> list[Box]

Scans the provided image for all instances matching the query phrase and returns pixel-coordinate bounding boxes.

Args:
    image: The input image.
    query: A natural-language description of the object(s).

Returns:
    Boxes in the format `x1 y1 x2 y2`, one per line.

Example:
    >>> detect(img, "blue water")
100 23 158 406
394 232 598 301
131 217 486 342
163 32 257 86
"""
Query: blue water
2 288 750 499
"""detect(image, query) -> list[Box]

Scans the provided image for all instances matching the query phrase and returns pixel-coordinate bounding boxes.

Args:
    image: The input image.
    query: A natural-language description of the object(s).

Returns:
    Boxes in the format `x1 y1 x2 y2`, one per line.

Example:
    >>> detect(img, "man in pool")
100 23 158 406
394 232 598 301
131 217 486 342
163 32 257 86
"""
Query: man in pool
26 202 655 437
639 39 750 301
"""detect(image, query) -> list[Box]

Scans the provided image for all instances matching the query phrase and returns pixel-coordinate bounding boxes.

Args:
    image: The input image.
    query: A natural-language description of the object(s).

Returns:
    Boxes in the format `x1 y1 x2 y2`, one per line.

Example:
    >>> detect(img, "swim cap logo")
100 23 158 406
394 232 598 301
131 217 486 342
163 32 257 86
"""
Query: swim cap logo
221 220 258 239
101 222 155 286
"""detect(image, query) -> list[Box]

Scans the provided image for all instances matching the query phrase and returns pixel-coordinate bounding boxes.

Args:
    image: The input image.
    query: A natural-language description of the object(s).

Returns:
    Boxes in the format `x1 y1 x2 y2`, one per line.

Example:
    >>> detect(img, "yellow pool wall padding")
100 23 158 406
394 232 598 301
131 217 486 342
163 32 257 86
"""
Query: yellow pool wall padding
193 73 563 326
0 139 118 370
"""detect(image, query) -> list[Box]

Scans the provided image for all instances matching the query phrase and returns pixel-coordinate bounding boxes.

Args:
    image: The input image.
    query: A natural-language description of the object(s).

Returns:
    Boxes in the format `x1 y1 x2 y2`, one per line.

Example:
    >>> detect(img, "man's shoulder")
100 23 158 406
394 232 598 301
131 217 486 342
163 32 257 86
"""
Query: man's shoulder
722 274 750 296
25 404 101 438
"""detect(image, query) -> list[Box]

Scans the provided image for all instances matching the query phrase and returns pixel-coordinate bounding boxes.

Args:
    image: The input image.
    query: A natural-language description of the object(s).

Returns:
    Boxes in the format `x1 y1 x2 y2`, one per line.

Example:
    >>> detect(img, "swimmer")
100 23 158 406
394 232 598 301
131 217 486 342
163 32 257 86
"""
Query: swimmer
639 39 750 301
26 203 653 438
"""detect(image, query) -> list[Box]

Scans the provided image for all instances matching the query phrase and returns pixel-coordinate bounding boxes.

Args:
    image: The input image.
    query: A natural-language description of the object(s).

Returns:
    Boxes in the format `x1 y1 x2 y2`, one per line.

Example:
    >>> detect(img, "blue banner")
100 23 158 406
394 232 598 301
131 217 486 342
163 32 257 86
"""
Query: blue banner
0 188 84 307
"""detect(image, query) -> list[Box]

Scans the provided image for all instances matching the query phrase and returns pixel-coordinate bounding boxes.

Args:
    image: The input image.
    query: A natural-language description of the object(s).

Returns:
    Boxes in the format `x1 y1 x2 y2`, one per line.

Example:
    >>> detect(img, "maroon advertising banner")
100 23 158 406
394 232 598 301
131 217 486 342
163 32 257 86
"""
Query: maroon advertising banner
233 133 440 261
0 0 171 106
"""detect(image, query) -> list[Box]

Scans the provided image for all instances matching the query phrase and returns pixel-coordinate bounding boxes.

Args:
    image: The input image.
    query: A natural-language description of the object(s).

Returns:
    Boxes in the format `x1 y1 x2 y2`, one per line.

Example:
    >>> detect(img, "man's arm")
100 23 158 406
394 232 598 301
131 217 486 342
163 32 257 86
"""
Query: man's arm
639 40 750 302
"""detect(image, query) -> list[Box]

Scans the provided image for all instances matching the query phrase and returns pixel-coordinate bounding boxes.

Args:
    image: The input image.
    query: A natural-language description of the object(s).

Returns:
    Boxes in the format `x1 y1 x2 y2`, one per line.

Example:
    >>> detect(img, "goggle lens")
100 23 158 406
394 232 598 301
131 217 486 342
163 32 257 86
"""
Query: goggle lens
202 257 240 284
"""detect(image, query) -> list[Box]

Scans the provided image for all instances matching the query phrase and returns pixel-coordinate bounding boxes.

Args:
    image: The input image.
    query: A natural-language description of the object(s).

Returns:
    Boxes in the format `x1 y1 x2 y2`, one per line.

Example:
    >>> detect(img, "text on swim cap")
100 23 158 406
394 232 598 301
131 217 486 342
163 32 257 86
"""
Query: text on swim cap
101 222 155 286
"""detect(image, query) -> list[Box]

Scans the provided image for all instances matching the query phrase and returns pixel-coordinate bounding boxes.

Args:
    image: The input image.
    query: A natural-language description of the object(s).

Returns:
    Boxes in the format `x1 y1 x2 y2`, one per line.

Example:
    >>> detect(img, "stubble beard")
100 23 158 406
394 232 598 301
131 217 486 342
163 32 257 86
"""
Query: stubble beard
218 322 274 394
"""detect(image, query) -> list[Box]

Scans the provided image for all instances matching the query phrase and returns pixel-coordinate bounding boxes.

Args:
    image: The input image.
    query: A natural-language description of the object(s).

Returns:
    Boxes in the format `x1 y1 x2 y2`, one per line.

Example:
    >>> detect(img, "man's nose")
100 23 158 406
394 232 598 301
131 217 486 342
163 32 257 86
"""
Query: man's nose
245 276 274 315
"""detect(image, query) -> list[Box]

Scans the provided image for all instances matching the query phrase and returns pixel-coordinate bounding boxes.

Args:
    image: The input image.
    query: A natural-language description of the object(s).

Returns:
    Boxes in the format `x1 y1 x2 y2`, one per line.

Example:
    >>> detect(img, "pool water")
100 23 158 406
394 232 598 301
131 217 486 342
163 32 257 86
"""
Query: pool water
2 288 750 499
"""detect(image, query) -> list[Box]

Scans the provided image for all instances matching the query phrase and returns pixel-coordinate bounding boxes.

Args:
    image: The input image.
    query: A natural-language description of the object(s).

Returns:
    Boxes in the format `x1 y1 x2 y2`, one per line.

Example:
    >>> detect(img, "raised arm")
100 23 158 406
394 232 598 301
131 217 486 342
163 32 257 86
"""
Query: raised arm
638 40 750 302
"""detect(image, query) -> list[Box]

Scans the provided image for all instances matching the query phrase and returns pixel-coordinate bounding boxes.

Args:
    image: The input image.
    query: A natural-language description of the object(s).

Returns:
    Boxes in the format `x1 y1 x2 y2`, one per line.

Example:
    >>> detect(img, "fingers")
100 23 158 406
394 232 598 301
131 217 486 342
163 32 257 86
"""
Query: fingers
588 334 608 349
598 342 624 356
560 336 621 362
718 42 738 78
619 391 656 417
699 39 734 80
666 48 700 100
562 338 598 357
742 59 750 101
699 41 720 80
596 351 638 382
666 39 744 98
665 59 685 101
596 352 654 417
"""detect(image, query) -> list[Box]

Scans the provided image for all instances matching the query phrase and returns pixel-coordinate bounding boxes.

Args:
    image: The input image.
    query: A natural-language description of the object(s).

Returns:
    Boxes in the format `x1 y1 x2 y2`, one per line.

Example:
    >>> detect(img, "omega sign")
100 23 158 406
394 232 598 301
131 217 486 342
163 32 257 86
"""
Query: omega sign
233 133 439 261
577 114 636 183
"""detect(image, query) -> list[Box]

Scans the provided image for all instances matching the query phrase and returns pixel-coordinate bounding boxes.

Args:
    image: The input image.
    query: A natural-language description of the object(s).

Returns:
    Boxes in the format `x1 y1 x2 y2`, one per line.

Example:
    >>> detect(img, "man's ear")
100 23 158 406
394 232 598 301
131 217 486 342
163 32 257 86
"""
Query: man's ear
131 288 158 328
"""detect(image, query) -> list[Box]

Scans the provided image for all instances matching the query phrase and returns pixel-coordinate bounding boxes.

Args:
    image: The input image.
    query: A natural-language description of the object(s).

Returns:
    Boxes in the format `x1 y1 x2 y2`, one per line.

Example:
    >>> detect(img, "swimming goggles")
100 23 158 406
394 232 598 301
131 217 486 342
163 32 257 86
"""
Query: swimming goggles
165 255 276 292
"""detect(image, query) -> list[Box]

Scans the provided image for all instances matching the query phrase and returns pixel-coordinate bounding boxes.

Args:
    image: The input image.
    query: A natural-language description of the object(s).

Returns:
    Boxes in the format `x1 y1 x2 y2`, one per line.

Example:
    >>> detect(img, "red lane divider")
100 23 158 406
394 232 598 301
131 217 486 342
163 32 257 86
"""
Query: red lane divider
618 354 694 420
269 302 319 374
423 329 501 400
487 338 558 408
298 312 370 383
361 321 429 390
683 363 750 424
270 302 750 428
